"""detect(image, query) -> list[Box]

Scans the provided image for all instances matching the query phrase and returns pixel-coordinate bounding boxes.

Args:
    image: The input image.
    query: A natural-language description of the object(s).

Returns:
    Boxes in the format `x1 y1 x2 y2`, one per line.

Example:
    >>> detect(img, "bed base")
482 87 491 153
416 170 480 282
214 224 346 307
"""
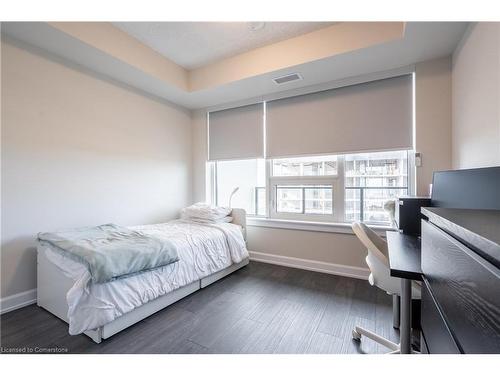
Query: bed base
37 248 249 343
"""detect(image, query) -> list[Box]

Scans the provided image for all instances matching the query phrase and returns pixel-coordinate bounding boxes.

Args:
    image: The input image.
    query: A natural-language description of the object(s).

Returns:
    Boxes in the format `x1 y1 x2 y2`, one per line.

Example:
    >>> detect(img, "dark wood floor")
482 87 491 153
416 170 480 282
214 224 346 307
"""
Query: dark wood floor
1 261 400 354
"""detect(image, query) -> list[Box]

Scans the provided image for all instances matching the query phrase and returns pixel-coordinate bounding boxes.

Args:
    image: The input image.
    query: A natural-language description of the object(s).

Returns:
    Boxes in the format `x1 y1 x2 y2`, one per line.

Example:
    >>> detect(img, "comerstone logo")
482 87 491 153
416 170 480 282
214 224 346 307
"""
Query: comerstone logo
1 346 69 353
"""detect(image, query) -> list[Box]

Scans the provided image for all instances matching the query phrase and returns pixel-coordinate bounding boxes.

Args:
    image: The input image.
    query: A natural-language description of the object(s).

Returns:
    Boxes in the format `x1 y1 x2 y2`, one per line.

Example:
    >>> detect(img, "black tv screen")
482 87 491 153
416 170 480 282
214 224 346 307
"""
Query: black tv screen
431 166 500 210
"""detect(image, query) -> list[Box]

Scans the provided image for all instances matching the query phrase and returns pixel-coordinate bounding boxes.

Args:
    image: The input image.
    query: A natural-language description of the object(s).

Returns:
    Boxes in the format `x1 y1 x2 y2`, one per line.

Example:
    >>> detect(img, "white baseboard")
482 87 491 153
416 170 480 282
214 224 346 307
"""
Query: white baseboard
249 251 369 280
1 288 37 314
0 251 370 314
0 254 367 314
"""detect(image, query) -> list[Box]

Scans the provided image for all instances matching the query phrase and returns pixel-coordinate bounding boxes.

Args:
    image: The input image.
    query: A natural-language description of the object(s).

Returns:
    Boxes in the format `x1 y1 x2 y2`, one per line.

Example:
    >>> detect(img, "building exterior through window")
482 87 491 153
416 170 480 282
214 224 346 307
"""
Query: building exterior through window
211 150 409 226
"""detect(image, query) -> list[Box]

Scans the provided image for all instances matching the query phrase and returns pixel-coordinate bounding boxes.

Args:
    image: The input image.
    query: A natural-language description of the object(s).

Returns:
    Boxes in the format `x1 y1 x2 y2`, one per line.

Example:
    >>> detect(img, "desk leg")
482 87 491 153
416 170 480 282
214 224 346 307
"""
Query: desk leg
393 295 400 329
400 279 412 354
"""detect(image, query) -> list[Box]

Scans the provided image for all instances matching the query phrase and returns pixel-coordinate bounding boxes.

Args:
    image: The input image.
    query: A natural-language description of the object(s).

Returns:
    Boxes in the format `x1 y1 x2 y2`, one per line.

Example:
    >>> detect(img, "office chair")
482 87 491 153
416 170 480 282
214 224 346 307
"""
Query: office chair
351 222 421 354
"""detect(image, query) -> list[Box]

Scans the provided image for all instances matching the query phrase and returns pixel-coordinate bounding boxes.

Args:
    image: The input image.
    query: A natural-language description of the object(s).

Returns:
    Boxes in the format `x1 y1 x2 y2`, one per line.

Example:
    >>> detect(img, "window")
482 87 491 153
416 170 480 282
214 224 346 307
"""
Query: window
270 150 409 224
207 73 414 228
209 150 411 226
214 158 266 216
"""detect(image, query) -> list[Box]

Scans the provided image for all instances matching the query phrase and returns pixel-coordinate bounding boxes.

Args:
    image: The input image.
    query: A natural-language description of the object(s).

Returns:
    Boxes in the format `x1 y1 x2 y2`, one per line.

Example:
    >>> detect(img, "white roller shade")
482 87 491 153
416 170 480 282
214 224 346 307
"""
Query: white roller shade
208 103 264 161
266 75 413 158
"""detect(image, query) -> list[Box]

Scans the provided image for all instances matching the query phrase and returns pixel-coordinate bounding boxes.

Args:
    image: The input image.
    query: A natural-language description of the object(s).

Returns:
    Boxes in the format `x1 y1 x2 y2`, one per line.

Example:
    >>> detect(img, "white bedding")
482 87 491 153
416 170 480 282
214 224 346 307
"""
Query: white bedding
43 220 248 335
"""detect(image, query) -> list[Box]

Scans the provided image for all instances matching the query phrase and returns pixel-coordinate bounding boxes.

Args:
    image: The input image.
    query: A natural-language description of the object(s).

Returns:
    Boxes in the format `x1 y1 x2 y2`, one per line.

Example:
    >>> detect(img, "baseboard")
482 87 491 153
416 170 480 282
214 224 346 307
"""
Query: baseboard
249 251 369 280
1 288 37 314
0 254 367 314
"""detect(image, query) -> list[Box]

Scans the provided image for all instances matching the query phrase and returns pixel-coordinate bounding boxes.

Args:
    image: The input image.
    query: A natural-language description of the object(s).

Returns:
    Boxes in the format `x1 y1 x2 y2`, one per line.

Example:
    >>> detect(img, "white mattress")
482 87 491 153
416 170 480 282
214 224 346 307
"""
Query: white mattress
43 220 248 335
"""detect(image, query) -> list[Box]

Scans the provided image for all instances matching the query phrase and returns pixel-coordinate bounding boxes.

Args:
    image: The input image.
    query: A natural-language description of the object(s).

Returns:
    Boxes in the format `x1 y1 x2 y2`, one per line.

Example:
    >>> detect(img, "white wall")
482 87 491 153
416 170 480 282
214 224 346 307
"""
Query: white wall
1 40 193 299
452 23 500 169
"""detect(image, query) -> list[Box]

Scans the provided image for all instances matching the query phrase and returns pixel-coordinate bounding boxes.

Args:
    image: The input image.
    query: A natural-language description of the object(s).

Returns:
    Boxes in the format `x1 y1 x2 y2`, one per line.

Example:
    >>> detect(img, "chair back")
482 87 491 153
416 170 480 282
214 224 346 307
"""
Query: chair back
352 222 401 295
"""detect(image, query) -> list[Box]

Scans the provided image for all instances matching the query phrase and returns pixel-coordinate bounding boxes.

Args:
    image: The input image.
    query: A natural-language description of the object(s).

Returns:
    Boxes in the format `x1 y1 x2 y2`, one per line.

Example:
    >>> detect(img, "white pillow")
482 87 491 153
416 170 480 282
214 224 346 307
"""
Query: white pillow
181 202 232 221
184 216 233 224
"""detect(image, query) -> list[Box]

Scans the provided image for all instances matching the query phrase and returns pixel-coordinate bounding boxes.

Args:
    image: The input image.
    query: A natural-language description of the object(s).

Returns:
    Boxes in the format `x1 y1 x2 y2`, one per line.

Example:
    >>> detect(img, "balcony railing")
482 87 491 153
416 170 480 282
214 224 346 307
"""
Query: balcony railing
345 186 407 222
275 185 332 215
254 185 408 223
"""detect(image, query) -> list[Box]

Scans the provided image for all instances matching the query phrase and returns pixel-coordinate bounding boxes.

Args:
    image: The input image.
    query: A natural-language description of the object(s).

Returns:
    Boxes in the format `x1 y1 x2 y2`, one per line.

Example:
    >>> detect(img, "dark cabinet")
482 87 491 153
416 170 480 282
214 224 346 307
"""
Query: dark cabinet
420 208 500 354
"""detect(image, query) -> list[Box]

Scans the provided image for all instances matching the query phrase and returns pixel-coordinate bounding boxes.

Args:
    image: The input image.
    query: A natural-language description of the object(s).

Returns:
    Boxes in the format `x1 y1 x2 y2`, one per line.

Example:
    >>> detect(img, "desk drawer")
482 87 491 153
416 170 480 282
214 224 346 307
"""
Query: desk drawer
422 220 500 353
421 278 460 353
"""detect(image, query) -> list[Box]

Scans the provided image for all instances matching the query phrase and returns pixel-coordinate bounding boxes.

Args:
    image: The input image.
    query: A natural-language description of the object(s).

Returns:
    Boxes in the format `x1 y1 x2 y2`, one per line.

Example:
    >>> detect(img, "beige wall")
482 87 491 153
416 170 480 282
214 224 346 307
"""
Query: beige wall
246 226 366 269
192 58 453 270
191 110 208 202
415 56 453 196
1 40 193 298
452 23 500 169
1 36 457 298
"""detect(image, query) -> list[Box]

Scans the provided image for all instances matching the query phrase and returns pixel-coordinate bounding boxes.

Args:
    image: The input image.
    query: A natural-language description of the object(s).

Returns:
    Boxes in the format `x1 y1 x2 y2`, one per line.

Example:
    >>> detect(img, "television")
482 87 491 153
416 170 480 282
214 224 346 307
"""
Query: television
431 166 500 210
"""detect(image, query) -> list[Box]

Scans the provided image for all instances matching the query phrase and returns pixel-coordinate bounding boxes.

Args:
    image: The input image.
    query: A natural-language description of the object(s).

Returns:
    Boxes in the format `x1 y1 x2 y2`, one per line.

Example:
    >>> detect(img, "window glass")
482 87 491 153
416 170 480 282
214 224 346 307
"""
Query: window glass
215 159 266 215
272 155 337 177
304 186 332 214
276 186 303 213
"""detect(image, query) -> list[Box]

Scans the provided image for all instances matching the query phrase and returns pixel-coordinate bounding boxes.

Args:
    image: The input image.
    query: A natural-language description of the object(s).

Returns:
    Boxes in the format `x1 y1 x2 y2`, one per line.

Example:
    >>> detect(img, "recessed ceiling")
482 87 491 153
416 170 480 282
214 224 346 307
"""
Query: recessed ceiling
112 22 334 69
2 22 469 109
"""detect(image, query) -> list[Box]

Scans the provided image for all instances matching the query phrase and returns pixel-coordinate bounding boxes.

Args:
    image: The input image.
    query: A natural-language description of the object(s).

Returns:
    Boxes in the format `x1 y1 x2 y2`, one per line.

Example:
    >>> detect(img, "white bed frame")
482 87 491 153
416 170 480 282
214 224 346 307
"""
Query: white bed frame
37 209 248 344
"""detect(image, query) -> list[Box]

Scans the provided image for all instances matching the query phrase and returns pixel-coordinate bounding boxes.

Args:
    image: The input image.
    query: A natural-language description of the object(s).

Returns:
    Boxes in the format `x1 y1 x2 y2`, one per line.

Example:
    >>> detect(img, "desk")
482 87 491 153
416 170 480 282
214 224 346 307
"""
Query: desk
386 231 422 354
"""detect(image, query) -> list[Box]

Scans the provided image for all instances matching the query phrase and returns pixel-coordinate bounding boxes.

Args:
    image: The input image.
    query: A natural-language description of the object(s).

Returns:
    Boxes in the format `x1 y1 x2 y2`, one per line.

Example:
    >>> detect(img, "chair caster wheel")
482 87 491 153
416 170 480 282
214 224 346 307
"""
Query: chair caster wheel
352 329 361 341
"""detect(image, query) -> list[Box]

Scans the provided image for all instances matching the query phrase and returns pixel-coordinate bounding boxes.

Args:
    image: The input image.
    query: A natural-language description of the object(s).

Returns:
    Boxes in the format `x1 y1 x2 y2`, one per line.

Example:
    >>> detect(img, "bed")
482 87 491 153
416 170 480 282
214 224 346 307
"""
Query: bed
36 208 248 343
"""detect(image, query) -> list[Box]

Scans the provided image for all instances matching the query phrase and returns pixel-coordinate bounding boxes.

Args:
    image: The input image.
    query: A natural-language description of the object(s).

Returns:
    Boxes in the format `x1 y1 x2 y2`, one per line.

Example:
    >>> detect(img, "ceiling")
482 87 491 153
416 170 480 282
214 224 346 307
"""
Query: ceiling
2 22 469 109
113 22 334 69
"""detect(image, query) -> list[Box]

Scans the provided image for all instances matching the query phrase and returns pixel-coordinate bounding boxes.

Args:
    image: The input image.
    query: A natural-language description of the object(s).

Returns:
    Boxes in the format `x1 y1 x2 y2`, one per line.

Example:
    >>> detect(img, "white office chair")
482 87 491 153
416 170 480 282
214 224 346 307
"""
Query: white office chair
351 222 421 354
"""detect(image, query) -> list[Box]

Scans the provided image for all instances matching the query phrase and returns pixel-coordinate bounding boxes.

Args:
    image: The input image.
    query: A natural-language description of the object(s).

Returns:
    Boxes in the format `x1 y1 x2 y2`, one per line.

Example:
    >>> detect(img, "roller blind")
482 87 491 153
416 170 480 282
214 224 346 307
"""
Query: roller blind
208 103 264 161
266 74 413 158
